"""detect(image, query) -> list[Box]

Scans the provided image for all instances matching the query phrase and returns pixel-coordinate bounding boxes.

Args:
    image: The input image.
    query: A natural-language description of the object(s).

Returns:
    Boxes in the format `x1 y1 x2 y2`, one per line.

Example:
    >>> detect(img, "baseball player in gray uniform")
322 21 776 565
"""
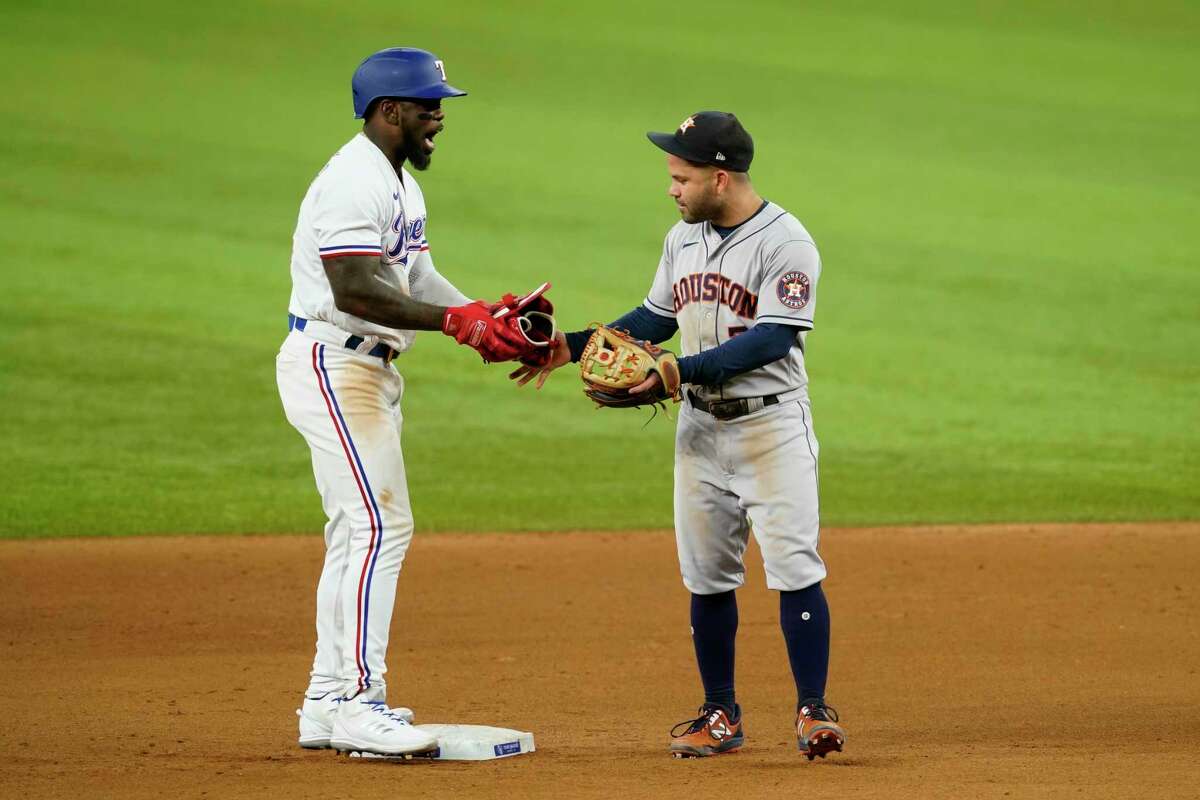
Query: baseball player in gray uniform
513 111 846 759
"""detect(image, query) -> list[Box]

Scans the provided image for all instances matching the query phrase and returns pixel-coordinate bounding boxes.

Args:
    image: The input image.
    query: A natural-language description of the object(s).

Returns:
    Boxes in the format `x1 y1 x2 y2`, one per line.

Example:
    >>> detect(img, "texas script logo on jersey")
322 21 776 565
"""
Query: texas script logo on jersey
777 271 810 310
678 116 696 134
385 208 427 265
672 272 758 318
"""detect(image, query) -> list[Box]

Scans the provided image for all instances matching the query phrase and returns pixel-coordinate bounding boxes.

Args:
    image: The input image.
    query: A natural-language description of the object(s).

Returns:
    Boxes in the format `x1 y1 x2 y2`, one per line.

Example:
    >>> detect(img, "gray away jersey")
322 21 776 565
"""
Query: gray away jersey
644 201 820 402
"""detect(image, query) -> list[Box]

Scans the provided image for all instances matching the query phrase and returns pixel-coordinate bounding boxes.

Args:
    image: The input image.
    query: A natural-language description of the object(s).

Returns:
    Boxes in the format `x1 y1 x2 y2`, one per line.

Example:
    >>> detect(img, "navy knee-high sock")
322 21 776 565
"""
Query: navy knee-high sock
690 590 738 711
780 582 831 707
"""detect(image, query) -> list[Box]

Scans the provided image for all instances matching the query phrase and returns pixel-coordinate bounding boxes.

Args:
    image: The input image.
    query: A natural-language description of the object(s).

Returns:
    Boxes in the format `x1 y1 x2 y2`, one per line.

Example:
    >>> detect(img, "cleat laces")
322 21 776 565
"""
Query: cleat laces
800 701 839 723
671 705 732 738
363 699 412 726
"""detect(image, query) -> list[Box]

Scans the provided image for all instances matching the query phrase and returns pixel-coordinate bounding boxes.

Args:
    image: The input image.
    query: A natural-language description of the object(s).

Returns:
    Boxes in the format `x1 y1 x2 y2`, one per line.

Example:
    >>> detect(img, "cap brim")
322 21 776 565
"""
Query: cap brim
406 83 468 99
647 131 694 161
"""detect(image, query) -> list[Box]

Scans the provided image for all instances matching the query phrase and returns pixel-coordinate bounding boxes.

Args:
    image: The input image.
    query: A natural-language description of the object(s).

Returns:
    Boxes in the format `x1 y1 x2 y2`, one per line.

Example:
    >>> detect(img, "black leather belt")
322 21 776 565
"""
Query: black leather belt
687 390 780 421
288 314 397 362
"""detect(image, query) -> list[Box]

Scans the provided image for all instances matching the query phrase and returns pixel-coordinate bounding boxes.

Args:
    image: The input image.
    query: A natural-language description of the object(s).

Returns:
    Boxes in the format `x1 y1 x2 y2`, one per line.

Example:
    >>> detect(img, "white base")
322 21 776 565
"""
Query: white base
414 724 535 760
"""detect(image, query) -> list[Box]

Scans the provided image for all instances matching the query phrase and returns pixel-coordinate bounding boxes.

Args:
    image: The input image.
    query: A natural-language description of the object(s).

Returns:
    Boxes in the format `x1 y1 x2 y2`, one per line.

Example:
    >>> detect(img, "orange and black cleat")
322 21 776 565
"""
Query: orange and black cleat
796 701 845 760
669 704 744 758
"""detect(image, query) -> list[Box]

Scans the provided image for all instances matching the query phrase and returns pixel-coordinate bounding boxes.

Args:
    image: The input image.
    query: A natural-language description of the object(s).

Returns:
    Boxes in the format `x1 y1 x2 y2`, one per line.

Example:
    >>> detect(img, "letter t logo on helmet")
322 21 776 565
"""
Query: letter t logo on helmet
351 47 468 119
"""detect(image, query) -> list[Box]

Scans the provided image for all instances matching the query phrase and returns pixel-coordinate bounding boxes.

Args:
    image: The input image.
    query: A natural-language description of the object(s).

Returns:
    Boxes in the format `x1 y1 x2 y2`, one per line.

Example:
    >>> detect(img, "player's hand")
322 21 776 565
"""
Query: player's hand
443 302 528 362
628 371 662 396
509 331 570 389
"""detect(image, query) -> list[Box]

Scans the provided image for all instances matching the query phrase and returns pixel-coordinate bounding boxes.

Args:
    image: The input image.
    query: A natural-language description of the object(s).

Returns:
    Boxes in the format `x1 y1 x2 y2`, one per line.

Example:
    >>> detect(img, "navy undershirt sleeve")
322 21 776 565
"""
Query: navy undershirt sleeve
566 313 800 388
676 323 798 386
565 306 678 362
609 306 679 343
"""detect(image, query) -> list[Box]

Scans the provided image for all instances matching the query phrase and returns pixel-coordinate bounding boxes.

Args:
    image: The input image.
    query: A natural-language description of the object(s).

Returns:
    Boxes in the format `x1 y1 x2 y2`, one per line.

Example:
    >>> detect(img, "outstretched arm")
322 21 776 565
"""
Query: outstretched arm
511 305 679 389
324 255 529 362
562 306 679 362
626 322 798 395
407 250 471 308
323 255 446 329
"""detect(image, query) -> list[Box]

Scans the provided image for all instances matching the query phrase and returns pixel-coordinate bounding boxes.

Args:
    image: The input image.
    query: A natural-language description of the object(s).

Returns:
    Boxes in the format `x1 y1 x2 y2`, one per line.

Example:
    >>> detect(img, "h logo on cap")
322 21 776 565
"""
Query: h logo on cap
678 116 696 134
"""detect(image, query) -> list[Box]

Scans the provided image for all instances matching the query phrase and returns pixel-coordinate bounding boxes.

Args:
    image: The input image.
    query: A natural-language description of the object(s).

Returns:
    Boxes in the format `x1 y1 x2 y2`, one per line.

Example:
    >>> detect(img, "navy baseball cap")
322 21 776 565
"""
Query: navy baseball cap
647 111 754 172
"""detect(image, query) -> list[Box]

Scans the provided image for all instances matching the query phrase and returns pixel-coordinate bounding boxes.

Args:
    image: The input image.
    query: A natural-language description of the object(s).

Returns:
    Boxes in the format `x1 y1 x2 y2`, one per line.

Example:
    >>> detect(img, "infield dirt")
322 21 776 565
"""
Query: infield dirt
2 524 1197 799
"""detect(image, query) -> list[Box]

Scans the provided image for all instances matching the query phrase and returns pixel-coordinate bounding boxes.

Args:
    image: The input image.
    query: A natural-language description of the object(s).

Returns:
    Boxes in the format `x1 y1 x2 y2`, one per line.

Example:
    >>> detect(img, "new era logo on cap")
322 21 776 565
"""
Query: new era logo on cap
647 111 754 172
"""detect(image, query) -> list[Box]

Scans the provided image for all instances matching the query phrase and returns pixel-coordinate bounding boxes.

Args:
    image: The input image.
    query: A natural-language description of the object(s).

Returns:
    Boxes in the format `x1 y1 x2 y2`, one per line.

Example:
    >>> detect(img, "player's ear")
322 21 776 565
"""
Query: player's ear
379 99 401 126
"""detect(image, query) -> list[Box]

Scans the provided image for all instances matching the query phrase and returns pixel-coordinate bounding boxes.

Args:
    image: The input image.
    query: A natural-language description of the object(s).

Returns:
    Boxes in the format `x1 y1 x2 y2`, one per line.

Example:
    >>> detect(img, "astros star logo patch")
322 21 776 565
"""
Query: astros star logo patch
678 116 696 134
777 271 811 310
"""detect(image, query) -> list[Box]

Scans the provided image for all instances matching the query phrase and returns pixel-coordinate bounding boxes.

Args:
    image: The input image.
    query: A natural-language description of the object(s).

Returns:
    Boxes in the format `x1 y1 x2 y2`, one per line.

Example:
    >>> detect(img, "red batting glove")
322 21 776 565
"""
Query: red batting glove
443 301 490 346
443 302 528 362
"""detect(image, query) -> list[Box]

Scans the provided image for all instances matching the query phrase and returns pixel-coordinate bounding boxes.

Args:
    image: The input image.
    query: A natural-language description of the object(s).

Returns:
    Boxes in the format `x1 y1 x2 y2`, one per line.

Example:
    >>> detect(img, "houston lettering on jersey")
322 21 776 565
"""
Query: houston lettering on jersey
672 272 758 318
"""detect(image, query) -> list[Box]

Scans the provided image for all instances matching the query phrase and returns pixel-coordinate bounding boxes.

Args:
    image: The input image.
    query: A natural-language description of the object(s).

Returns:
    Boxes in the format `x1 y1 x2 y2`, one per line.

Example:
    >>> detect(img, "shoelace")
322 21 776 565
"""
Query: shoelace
800 702 839 723
363 699 412 725
671 705 731 738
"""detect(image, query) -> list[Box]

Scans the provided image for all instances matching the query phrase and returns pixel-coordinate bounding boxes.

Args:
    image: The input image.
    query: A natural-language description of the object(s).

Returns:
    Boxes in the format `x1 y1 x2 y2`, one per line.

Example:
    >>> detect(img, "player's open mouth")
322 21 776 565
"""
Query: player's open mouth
422 129 440 153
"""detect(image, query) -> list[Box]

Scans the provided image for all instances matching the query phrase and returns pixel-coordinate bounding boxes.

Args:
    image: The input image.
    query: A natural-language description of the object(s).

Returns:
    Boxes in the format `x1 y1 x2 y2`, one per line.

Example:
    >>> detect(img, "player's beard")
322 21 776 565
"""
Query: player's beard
402 126 432 171
679 188 721 224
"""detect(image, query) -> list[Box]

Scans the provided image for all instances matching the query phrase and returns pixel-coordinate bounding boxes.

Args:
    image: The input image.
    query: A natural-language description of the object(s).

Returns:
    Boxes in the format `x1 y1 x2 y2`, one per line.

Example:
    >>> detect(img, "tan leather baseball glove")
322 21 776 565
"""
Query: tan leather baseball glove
579 325 682 408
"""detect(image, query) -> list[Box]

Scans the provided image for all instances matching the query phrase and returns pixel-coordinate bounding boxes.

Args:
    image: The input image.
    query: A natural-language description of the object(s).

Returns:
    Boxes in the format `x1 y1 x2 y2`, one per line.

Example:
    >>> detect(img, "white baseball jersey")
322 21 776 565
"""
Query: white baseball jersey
643 201 820 402
287 132 467 353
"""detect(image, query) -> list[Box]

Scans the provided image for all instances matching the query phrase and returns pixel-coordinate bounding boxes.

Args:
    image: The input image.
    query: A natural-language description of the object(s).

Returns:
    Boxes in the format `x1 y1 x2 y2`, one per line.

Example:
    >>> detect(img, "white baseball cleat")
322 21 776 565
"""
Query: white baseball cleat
297 693 342 749
297 693 414 750
329 697 437 757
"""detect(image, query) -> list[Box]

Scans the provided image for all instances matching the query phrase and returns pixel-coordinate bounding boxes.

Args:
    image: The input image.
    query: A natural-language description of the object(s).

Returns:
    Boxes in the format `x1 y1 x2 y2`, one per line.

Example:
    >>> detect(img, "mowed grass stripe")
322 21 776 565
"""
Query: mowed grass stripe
1 0 1197 536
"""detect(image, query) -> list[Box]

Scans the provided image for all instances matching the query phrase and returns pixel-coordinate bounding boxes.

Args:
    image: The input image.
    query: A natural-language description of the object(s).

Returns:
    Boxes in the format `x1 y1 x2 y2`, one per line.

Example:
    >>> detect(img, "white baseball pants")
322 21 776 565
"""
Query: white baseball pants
276 329 413 700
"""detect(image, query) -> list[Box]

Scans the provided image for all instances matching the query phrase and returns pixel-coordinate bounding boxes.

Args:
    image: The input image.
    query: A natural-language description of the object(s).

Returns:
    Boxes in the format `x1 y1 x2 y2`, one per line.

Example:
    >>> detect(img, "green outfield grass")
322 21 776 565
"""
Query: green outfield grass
1 0 1197 537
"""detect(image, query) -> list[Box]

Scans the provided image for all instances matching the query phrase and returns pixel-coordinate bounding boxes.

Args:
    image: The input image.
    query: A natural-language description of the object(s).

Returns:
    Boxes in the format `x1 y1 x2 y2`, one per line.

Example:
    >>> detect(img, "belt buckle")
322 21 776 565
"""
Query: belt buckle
709 400 742 421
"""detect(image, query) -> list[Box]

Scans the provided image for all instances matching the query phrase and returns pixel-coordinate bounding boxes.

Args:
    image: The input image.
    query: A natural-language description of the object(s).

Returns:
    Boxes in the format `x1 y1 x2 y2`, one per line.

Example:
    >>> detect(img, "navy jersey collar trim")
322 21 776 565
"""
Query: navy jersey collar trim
710 199 770 239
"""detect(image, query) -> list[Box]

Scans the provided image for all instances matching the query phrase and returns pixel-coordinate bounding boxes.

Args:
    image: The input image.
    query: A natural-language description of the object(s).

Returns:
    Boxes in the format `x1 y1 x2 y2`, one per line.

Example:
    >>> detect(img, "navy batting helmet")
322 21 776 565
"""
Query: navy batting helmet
352 47 467 119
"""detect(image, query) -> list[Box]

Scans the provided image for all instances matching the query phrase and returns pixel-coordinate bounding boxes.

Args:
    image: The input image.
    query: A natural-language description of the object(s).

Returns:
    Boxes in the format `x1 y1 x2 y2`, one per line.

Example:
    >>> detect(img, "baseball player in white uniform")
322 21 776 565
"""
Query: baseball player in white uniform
276 47 535 758
513 111 847 759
